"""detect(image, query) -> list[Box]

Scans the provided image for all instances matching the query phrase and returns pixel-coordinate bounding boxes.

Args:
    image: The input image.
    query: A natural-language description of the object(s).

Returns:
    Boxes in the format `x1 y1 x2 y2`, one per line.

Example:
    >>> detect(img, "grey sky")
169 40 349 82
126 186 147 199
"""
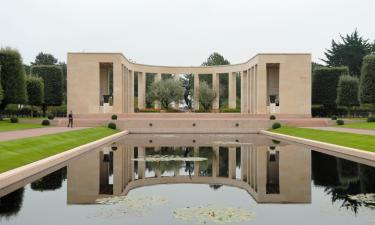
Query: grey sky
1 0 374 66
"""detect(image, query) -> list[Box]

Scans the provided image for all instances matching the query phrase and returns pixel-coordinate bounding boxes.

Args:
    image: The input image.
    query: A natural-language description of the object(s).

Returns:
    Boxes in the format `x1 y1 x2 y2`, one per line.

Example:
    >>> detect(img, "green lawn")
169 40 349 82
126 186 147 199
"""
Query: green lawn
271 126 375 152
0 127 118 173
340 122 375 130
0 120 44 132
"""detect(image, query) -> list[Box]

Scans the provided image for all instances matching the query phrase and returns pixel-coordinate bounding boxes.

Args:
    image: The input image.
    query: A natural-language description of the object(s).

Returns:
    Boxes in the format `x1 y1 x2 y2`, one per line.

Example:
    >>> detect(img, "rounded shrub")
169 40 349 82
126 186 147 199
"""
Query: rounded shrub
270 115 276 120
10 117 18 123
331 115 337 120
47 114 55 120
367 117 375 122
41 119 50 126
272 122 281 129
111 114 118 120
108 122 116 130
336 119 344 125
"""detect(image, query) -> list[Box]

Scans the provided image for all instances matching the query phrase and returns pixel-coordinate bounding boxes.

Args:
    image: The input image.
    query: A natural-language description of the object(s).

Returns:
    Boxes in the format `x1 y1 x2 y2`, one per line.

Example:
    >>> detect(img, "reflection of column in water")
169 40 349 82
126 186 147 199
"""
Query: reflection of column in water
193 147 199 177
138 147 145 179
228 147 236 179
266 146 280 194
241 146 248 182
212 146 219 177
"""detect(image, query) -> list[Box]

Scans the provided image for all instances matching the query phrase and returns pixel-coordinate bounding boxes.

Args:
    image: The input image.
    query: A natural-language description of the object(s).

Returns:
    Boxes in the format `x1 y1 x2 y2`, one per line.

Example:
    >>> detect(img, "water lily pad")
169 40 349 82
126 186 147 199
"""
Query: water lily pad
172 204 256 224
132 155 207 162
96 195 168 209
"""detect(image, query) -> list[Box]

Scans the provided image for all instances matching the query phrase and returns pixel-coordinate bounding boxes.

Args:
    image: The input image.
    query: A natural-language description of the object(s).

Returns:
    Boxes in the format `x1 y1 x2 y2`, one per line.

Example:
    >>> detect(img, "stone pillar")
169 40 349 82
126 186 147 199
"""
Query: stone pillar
241 71 248 114
174 73 180 109
194 73 200 110
137 147 145 179
127 70 134 113
137 72 146 110
228 147 236 179
212 73 220 111
154 73 162 108
228 72 237 109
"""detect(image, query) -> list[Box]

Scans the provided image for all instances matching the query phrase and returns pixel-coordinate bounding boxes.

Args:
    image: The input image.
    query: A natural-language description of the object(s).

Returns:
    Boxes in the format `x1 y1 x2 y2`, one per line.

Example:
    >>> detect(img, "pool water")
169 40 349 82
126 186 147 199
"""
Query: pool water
1 134 375 225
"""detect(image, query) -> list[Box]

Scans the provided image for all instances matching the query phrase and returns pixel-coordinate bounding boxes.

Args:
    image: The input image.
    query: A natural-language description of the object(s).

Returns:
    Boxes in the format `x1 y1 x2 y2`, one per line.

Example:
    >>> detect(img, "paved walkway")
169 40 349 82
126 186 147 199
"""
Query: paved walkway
0 127 89 142
307 127 375 136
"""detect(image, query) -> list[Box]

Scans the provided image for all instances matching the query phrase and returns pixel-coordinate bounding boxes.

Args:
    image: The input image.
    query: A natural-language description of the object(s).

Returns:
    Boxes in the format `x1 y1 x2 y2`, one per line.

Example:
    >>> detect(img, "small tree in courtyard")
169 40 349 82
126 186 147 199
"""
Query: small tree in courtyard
26 76 44 117
148 79 184 110
359 55 375 105
198 81 216 112
336 75 359 114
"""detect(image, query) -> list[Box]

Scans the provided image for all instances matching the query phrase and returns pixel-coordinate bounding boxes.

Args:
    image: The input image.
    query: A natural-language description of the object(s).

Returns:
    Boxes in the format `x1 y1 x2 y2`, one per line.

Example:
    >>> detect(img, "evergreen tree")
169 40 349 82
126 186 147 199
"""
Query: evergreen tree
336 75 359 107
31 52 58 65
0 47 27 109
359 54 375 104
26 76 44 117
323 30 374 76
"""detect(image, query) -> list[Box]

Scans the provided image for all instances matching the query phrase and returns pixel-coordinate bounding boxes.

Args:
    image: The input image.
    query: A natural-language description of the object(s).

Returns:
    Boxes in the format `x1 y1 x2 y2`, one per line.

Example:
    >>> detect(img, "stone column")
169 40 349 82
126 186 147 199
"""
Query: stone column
137 72 146 109
212 73 220 111
174 73 180 109
128 70 135 113
194 73 200 110
241 146 248 181
241 71 248 114
154 73 162 108
228 72 237 109
228 147 236 179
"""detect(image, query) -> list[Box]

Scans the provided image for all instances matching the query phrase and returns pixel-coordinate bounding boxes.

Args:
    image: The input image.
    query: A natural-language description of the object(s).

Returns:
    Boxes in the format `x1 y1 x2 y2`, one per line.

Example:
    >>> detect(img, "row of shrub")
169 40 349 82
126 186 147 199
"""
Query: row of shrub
220 108 241 113
312 105 375 118
0 104 67 118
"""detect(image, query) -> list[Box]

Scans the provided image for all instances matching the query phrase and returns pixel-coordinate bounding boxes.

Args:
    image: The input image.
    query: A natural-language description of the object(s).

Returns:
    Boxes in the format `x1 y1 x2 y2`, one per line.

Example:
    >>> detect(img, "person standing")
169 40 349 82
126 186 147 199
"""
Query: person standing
68 111 73 128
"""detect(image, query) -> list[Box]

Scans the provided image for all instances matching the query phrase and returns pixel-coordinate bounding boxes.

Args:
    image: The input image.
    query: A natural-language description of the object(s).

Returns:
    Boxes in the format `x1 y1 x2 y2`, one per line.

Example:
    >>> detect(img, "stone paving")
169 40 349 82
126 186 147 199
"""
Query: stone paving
0 127 89 142
307 126 375 136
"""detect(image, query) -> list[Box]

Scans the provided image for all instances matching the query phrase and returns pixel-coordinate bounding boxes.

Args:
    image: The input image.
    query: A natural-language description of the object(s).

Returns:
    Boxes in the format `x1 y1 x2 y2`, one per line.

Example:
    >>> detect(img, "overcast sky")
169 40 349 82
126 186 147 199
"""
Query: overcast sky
1 0 374 66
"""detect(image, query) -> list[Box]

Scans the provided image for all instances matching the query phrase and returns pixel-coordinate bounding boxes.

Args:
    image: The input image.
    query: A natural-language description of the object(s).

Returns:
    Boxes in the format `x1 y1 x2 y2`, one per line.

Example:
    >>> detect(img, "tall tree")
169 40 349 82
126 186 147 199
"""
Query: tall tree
147 79 184 110
0 47 27 109
359 54 375 105
202 52 230 66
0 67 3 105
26 76 44 117
31 52 58 65
198 81 216 112
323 30 374 76
336 75 359 108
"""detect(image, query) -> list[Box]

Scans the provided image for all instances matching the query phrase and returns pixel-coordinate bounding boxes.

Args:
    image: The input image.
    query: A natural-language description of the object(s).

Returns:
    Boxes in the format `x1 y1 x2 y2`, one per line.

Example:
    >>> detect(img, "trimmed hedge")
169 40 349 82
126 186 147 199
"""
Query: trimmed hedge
336 119 344 125
41 119 50 126
31 65 63 106
312 66 348 106
111 114 118 120
272 122 281 129
220 108 241 113
47 114 54 120
359 54 375 104
367 117 375 122
108 122 116 129
312 105 375 118
10 116 18 123
270 115 276 120
336 75 359 107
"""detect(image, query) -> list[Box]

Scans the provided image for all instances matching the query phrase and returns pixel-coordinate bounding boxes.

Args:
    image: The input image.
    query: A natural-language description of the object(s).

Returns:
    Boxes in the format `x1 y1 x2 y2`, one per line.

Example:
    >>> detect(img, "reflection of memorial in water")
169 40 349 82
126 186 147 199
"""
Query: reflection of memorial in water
67 134 311 204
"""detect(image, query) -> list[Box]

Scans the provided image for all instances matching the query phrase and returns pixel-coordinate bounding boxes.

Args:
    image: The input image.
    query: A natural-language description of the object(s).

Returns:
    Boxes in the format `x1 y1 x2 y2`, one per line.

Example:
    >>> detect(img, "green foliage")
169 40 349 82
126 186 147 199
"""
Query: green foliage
147 79 184 110
367 117 375 122
0 71 3 105
47 105 67 117
108 122 116 129
41 119 50 126
0 47 27 107
312 66 349 106
270 115 276 120
139 108 161 113
47 114 54 120
331 115 338 120
359 55 375 104
336 75 359 107
202 52 230 66
10 117 18 123
336 119 345 125
31 52 58 65
220 108 241 113
111 114 118 120
272 122 281 129
198 81 216 112
26 76 44 107
31 65 63 106
323 30 374 76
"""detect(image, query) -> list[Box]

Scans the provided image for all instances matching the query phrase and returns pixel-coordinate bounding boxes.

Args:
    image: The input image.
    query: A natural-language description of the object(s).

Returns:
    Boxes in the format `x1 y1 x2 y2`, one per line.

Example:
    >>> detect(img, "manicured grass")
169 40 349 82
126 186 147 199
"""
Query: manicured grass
0 127 118 173
271 126 375 152
340 122 375 130
0 120 44 132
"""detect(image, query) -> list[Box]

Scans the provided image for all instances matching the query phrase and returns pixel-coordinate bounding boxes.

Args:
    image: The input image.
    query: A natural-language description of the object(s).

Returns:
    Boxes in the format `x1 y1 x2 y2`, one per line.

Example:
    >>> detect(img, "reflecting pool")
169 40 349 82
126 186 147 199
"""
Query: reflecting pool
1 134 375 224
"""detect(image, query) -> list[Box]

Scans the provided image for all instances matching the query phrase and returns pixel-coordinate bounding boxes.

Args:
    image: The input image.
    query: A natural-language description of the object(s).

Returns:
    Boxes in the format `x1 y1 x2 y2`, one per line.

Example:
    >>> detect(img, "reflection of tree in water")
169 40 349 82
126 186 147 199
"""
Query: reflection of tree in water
0 188 25 219
30 168 67 191
209 184 223 190
219 147 229 177
312 151 375 214
199 147 213 176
